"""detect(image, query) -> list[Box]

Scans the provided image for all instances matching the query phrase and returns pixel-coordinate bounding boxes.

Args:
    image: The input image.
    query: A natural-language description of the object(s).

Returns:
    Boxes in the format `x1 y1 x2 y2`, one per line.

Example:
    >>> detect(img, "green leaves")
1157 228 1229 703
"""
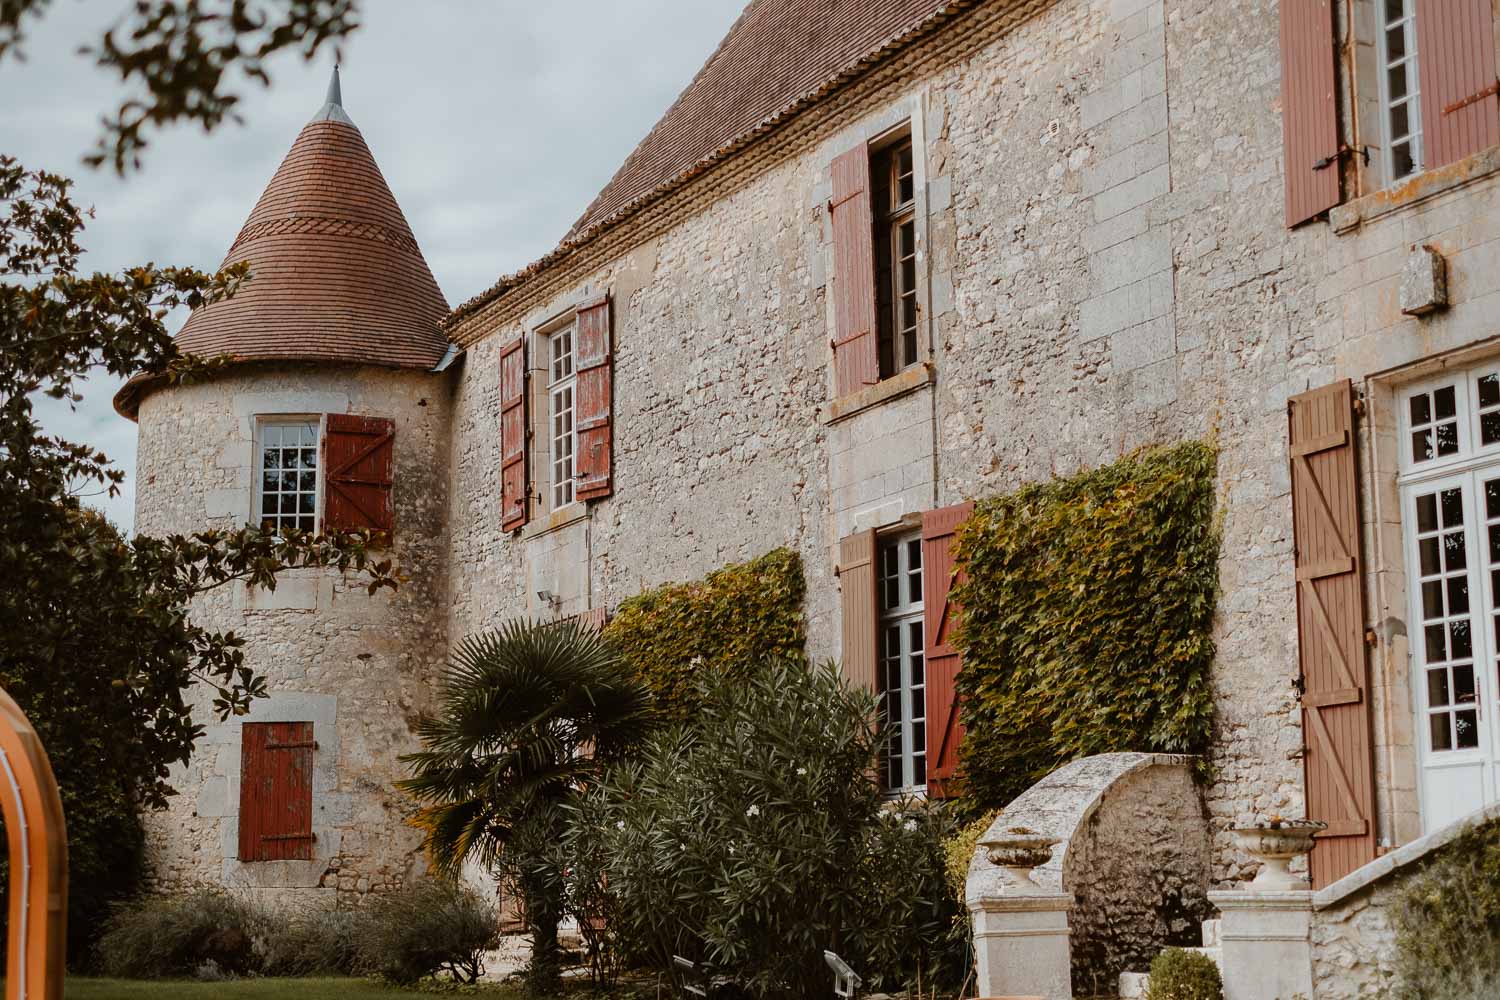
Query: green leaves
953 440 1221 812
603 547 807 722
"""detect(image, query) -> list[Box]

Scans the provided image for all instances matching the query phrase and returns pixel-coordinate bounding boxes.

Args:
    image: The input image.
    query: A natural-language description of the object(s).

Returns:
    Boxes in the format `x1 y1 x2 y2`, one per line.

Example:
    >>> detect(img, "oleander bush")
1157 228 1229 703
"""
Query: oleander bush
566 658 963 998
953 440 1220 812
603 547 806 721
96 889 266 979
1389 817 1500 1000
1144 947 1222 1000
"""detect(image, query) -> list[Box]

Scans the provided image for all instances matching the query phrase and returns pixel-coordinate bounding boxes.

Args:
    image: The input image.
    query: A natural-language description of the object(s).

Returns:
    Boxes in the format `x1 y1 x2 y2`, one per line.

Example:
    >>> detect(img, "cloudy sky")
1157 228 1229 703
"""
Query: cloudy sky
4 0 747 531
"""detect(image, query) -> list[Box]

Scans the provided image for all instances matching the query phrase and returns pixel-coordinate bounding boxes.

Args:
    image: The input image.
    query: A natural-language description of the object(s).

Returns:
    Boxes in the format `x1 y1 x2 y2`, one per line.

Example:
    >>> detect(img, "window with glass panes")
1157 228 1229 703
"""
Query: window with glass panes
1378 0 1422 183
258 419 319 533
548 325 577 510
878 532 925 792
1399 364 1500 766
873 137 918 380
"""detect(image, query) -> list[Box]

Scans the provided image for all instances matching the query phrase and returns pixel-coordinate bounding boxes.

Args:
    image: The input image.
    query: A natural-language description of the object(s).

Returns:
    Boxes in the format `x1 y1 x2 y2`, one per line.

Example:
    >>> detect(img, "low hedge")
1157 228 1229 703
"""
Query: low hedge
603 547 806 721
952 440 1220 811
1390 817 1500 999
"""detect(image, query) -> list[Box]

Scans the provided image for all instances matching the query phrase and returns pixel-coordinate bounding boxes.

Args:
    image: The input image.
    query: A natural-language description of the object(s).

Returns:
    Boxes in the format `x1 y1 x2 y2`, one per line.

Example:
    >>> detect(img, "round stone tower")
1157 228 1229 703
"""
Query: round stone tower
116 69 454 906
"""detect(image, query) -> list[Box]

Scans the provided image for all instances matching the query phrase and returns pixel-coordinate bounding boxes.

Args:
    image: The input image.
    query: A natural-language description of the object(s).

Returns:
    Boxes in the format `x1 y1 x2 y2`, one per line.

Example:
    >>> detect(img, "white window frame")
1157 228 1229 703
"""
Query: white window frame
547 324 578 512
255 416 321 534
878 531 926 794
1376 0 1423 184
1397 362 1500 828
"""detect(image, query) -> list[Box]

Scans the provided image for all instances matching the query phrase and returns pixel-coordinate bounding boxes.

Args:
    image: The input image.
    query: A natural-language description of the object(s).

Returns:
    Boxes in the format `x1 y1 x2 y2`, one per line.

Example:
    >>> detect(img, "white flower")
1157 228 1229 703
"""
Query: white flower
745 804 761 818
796 767 808 776
903 819 918 832
615 820 625 830
728 843 736 855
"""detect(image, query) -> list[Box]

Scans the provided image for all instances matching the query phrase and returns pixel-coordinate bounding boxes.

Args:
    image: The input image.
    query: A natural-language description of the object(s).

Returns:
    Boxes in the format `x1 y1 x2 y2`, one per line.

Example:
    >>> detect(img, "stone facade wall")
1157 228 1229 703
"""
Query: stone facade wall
134 364 453 907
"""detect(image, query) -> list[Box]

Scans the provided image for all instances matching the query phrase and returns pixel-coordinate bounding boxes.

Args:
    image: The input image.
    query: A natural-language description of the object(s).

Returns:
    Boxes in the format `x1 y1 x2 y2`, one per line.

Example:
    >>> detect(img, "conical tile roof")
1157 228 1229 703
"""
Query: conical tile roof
170 70 449 372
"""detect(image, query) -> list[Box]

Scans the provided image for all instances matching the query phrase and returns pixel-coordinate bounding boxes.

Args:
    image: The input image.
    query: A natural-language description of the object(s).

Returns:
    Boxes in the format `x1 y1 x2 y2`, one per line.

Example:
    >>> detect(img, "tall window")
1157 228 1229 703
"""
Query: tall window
1378 0 1422 182
1399 363 1500 828
878 533 926 792
873 137 918 380
548 325 577 510
258 419 318 533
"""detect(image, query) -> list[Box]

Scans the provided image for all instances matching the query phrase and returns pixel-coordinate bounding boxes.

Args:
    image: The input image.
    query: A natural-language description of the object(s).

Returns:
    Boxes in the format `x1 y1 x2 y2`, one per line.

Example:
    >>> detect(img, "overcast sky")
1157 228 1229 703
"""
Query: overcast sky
3 0 747 531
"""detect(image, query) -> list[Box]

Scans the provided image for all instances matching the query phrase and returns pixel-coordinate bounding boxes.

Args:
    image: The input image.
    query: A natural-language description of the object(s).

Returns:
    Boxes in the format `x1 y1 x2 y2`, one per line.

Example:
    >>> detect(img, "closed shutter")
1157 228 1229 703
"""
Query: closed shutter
830 144 879 396
839 530 878 693
238 721 316 862
499 335 529 531
575 295 614 502
1416 0 1500 169
322 414 395 537
577 607 608 631
922 501 974 799
1288 380 1377 888
1279 0 1341 227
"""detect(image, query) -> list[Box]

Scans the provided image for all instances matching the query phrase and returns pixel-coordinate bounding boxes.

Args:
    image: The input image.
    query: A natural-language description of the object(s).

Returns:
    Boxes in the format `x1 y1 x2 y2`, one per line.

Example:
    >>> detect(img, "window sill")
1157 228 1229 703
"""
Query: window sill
1332 144 1500 236
520 500 590 541
824 363 934 425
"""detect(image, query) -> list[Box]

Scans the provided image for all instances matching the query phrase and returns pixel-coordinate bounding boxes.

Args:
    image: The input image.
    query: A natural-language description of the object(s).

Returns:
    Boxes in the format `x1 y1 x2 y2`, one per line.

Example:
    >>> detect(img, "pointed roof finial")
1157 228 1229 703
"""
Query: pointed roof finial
310 62 354 126
326 63 342 107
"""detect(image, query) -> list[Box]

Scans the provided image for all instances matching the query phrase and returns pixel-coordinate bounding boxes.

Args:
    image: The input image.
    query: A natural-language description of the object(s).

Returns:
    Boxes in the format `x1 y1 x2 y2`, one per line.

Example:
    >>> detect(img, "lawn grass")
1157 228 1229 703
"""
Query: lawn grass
63 977 526 999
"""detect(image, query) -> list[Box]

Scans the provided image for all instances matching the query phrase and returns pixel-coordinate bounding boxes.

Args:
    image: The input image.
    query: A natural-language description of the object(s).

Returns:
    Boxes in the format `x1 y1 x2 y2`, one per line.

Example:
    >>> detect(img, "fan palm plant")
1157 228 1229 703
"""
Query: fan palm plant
399 617 655 992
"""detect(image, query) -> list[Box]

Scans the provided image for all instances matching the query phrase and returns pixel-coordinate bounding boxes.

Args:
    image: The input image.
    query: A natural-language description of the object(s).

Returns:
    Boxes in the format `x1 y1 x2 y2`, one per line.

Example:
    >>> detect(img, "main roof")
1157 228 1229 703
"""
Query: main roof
450 0 976 327
117 70 450 416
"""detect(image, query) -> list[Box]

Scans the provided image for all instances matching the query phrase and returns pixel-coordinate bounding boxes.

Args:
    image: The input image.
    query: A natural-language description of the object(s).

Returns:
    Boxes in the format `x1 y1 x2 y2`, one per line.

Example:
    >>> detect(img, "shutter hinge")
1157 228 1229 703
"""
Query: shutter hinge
1352 395 1367 418
1365 628 1378 648
1313 145 1370 171
1444 80 1500 116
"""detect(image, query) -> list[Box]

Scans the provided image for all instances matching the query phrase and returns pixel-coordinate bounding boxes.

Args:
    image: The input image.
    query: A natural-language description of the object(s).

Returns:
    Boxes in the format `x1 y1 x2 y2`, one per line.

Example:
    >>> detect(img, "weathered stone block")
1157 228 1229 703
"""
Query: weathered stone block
1398 244 1448 316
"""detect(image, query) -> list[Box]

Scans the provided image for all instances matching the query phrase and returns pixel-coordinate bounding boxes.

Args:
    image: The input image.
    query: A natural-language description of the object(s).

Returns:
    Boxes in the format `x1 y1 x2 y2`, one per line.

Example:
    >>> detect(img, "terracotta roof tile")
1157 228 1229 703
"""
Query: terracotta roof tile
449 0 977 326
176 115 448 371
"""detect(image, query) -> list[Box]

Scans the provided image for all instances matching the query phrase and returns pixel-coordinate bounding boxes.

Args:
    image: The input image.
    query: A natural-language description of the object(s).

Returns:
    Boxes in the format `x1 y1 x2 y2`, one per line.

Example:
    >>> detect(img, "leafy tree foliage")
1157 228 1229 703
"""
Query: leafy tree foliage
400 619 655 995
1 0 361 172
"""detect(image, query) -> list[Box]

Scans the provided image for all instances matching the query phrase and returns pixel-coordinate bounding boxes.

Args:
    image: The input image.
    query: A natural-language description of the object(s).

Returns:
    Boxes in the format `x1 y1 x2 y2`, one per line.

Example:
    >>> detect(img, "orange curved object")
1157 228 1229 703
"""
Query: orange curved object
0 688 67 1000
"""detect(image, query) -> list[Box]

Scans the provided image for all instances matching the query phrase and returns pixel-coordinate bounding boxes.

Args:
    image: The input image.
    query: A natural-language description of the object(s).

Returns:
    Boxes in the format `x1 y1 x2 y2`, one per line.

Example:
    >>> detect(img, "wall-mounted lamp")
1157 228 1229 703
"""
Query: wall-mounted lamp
536 590 562 613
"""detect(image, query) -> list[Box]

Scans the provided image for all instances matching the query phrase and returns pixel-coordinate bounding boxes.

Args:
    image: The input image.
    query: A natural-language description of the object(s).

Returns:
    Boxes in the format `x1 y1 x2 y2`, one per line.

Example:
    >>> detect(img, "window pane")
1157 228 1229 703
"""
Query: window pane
1421 536 1442 575
1383 0 1403 24
1417 493 1438 532
1392 141 1415 181
1448 576 1470 616
1489 480 1500 519
1441 489 1464 529
1422 580 1445 618
1388 64 1409 102
1389 101 1410 140
1425 624 1446 662
1454 664 1477 704
1431 712 1453 751
1444 531 1466 572
1410 393 1431 425
1412 429 1433 463
1456 710 1479 748
1479 374 1500 408
1451 619 1473 660
1482 411 1500 446
262 495 278 517
912 754 925 788
1428 669 1451 707
1436 422 1458 457
1435 386 1457 420
299 493 315 515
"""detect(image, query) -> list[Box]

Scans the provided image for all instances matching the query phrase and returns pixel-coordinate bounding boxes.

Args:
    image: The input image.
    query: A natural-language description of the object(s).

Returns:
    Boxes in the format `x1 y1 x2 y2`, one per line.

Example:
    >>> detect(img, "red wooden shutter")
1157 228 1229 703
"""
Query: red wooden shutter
1279 0 1341 227
1288 380 1376 888
830 144 879 395
499 335 529 531
238 721 316 862
578 607 607 631
322 414 395 537
922 501 974 799
839 530 878 693
1416 0 1500 170
575 295 614 502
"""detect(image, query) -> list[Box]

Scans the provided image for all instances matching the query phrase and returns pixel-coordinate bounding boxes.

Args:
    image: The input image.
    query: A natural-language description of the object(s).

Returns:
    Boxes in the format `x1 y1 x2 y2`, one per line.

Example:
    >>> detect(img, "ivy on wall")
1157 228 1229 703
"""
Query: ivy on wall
603 547 807 721
952 440 1220 812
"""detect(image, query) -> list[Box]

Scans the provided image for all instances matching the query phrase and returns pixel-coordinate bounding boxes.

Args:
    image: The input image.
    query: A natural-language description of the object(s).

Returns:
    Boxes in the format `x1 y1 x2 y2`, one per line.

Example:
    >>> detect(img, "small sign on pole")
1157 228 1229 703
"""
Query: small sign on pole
823 950 861 999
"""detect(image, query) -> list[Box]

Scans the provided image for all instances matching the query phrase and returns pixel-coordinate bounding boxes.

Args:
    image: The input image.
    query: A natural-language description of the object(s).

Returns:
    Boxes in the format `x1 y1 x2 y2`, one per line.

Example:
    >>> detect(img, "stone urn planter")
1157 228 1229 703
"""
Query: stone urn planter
1230 818 1327 889
978 826 1059 888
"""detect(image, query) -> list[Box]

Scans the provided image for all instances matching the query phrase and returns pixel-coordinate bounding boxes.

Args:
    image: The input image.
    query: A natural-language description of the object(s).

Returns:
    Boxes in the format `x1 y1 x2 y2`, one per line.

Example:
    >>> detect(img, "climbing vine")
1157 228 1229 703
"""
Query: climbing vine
603 547 807 721
952 440 1220 812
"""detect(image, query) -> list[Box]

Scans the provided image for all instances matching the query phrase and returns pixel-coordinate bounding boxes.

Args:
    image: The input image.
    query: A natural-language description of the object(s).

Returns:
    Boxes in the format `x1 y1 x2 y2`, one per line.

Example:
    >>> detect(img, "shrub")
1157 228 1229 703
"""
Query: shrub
953 440 1219 811
351 878 501 985
943 808 1002 901
1144 947 1222 1000
567 658 962 998
95 889 266 979
1390 818 1500 1000
260 907 361 977
603 547 806 721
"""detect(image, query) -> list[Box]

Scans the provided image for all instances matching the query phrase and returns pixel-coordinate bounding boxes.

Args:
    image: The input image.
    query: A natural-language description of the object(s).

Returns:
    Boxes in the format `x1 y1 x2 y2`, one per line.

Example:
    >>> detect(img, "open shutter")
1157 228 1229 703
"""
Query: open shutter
1416 0 1500 170
830 145 879 395
839 530 878 692
922 501 974 799
499 335 529 531
1289 380 1376 888
1279 0 1341 227
238 721 316 862
575 294 614 502
322 414 394 537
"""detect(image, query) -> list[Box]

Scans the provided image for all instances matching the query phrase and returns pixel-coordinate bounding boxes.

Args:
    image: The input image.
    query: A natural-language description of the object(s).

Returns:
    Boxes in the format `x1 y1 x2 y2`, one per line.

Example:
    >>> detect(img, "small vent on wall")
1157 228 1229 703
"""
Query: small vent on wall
1041 119 1062 145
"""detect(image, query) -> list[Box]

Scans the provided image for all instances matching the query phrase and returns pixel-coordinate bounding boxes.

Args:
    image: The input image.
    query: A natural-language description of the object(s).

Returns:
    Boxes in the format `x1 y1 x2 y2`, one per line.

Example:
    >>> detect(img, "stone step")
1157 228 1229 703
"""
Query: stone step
1118 971 1149 998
